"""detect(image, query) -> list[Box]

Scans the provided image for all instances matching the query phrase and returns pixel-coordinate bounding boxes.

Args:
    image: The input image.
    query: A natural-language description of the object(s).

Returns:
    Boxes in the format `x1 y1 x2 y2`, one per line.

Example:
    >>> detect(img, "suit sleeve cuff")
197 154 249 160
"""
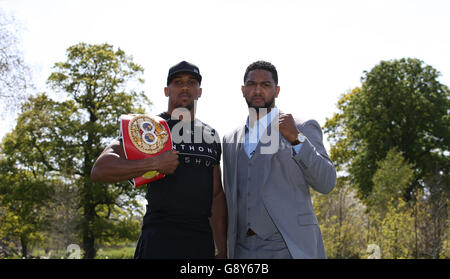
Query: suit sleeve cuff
292 143 303 155
293 138 315 169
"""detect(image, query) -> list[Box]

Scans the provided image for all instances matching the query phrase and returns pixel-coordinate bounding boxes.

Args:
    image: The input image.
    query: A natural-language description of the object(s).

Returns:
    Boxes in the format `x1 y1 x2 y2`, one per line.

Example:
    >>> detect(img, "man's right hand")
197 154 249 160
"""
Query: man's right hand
155 150 180 174
91 141 180 183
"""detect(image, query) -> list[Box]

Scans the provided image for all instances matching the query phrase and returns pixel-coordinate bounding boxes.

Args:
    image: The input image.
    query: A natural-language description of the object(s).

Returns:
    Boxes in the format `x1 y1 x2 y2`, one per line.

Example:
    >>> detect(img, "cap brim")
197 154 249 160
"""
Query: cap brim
167 70 202 85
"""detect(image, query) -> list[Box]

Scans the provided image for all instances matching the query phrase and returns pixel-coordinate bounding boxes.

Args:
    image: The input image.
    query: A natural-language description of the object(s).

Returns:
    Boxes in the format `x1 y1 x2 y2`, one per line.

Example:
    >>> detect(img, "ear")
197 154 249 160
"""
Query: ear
275 86 280 98
241 85 245 96
197 87 202 98
164 87 169 97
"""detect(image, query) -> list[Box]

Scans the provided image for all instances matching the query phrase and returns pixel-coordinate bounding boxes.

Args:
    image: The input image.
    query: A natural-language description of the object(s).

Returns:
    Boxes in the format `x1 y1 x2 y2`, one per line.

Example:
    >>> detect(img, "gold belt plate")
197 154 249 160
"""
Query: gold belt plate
128 115 169 154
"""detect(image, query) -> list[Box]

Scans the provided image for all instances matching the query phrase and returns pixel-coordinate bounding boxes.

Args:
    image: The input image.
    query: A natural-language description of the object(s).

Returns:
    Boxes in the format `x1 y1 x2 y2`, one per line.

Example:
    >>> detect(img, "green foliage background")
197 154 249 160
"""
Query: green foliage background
0 42 448 259
1 43 150 258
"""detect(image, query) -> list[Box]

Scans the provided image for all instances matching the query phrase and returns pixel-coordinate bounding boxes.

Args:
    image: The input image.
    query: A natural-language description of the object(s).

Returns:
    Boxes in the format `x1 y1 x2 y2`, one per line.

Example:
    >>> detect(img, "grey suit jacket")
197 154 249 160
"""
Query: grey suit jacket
222 116 336 259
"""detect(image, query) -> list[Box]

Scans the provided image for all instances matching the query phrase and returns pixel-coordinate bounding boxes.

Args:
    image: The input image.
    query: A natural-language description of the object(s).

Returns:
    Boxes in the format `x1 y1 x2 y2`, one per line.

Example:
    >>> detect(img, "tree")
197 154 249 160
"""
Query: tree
324 58 449 201
414 175 449 258
324 58 449 259
0 9 31 116
48 43 149 258
0 147 53 258
366 149 415 258
367 148 414 217
312 176 367 258
0 43 149 258
375 198 415 259
49 43 149 258
41 178 80 257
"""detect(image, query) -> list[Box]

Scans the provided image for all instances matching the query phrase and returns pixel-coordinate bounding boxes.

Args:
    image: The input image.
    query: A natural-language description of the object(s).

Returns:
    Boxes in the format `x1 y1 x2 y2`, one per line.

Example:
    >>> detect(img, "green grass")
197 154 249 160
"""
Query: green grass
95 246 135 259
26 244 135 259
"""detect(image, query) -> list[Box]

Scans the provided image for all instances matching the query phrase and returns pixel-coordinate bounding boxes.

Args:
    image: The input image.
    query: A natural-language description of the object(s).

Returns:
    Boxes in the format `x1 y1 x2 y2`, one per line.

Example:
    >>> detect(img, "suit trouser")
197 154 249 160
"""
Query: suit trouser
234 231 292 259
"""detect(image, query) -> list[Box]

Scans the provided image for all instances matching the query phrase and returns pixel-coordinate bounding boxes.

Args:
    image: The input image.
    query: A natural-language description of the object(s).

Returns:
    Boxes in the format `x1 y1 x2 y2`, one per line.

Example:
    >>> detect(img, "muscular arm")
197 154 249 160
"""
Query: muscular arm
91 140 179 183
209 164 227 259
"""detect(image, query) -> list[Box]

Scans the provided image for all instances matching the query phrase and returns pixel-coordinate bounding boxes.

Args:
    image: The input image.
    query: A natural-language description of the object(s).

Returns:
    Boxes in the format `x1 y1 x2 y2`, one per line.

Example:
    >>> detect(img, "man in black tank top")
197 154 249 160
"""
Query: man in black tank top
91 61 227 258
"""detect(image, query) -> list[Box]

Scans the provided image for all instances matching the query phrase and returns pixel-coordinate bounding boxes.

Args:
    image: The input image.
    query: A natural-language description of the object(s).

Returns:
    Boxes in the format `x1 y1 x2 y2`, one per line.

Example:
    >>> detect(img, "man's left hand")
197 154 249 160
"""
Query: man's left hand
278 113 299 144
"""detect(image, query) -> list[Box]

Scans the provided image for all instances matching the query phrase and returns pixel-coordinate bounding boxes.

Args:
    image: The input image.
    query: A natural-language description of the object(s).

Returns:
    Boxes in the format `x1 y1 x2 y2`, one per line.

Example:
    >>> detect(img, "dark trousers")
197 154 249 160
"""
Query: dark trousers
134 223 215 259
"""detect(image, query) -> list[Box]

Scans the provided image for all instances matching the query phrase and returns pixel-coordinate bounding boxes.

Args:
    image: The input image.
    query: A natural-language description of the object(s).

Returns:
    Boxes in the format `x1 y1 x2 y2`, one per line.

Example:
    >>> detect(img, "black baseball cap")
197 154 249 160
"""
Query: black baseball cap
167 61 202 85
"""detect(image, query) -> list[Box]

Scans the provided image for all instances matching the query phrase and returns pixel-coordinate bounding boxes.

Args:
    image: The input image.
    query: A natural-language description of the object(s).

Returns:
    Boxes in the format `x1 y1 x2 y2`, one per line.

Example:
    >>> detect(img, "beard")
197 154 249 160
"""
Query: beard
246 95 275 112
175 101 195 111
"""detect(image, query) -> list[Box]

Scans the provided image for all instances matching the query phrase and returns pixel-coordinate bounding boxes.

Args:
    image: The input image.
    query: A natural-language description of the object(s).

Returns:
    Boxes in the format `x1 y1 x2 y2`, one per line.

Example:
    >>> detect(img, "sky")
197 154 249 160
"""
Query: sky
1 0 450 151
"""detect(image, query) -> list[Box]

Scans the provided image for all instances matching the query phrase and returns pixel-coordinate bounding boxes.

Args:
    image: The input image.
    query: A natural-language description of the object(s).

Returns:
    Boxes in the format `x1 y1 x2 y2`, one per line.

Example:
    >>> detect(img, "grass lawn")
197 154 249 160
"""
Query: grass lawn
28 244 136 259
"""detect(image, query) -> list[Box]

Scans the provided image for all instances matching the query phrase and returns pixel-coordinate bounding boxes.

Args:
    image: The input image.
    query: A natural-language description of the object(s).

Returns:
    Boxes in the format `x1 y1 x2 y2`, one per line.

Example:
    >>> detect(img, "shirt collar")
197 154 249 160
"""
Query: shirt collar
245 106 279 131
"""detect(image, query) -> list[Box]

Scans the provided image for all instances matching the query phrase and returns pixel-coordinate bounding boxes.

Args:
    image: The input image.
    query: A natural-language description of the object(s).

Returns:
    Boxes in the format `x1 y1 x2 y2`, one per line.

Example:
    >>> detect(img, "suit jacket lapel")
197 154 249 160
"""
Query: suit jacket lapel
231 126 246 201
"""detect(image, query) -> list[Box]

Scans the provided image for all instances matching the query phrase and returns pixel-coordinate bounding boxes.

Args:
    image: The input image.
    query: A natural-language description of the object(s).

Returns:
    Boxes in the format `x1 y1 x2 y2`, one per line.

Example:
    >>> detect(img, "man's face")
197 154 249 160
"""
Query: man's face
165 73 202 111
242 69 280 110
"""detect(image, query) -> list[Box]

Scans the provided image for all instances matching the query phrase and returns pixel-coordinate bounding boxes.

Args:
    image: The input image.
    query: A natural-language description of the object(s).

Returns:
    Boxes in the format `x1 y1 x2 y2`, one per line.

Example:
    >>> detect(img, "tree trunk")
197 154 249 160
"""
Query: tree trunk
82 114 97 259
82 202 96 259
20 235 28 259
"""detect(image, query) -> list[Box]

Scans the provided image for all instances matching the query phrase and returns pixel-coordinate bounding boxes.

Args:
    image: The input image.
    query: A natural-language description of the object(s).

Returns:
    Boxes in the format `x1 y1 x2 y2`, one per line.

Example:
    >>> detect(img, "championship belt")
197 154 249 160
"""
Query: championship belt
120 114 173 187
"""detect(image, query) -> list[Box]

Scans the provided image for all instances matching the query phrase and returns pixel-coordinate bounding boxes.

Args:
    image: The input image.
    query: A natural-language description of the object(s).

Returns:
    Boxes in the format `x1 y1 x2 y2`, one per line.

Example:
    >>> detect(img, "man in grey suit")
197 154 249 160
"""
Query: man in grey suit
222 61 336 259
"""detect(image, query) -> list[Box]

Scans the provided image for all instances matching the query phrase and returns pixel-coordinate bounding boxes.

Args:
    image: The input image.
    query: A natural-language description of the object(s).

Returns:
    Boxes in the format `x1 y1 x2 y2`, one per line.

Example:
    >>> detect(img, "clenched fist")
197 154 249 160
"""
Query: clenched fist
278 113 299 144
155 150 180 174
